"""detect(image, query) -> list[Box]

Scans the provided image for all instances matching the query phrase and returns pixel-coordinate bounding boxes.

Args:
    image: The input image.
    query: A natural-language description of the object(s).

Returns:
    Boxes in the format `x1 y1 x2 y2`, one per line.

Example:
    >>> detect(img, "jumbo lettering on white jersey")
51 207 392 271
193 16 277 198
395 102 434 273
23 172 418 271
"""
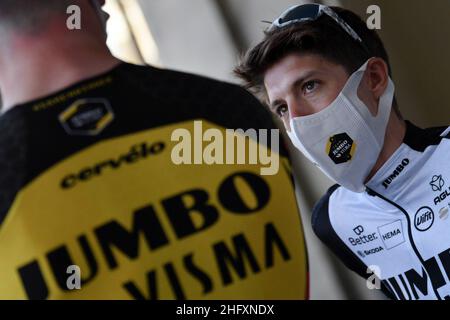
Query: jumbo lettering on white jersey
326 124 450 300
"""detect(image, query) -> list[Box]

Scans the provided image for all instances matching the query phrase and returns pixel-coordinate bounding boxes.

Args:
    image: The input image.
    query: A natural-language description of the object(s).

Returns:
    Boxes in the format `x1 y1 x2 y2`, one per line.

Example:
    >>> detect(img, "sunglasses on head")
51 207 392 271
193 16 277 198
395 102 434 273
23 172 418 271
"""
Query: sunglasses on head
269 4 371 55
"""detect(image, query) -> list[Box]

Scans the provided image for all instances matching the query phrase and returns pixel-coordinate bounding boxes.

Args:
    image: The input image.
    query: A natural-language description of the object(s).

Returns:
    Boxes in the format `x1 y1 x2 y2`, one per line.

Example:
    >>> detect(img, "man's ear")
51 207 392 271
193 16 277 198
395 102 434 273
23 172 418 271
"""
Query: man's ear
367 58 389 101
357 58 389 116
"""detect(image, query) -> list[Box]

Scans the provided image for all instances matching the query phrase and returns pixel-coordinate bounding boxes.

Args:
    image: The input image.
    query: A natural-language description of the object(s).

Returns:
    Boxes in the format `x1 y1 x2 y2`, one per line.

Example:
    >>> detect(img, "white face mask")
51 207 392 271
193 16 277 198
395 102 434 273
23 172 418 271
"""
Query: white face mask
287 59 395 193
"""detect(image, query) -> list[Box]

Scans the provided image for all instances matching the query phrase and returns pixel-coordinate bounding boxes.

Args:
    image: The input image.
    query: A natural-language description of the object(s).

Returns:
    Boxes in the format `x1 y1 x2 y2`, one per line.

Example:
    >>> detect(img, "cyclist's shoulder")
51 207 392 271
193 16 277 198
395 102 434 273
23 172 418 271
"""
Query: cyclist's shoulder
311 184 372 279
118 62 273 123
119 62 252 99
311 184 342 238
136 64 281 133
311 184 370 237
403 121 450 152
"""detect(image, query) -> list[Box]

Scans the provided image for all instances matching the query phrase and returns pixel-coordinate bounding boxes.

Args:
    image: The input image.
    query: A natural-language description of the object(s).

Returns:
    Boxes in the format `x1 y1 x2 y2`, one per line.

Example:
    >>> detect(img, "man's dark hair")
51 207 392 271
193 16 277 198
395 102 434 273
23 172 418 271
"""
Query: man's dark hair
235 6 401 116
0 0 73 32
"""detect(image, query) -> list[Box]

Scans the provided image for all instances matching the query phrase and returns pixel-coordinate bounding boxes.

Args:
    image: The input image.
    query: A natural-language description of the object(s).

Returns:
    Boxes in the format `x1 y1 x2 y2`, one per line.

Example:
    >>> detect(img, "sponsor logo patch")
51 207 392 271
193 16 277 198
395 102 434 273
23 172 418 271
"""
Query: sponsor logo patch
430 175 445 192
357 246 384 258
382 158 410 189
377 220 405 249
59 98 114 136
414 206 434 231
326 133 356 164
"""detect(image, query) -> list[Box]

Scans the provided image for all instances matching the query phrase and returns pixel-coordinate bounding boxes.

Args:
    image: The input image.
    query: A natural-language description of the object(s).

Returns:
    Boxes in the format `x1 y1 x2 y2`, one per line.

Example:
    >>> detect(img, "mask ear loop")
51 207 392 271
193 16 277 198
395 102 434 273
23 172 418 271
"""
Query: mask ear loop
345 59 395 146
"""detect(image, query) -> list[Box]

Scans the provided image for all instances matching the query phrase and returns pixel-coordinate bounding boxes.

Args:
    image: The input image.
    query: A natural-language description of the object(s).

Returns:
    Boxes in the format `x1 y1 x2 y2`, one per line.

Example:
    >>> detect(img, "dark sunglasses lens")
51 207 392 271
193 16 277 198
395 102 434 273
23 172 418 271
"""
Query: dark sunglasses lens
279 4 321 24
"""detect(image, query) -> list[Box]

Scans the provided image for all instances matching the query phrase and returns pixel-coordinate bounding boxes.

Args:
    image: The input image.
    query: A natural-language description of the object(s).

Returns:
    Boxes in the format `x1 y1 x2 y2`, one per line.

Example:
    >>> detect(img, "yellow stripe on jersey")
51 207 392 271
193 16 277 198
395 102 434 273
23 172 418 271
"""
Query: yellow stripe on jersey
0 120 307 300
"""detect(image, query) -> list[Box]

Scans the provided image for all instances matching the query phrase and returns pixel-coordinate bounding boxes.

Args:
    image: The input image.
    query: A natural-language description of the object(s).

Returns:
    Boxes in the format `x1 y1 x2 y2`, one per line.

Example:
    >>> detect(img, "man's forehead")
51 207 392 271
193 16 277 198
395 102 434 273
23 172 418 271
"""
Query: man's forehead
265 53 333 82
263 54 344 99
264 55 323 95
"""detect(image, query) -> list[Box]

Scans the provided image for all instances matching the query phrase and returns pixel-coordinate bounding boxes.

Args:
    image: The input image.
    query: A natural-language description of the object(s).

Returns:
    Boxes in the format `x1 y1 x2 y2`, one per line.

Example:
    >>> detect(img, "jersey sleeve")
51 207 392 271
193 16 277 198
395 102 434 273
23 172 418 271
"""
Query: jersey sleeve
311 184 396 300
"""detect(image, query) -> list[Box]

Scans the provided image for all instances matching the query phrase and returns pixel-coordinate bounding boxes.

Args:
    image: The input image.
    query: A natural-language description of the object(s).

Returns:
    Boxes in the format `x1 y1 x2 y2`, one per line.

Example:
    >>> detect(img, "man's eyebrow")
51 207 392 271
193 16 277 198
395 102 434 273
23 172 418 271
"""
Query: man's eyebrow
268 70 319 111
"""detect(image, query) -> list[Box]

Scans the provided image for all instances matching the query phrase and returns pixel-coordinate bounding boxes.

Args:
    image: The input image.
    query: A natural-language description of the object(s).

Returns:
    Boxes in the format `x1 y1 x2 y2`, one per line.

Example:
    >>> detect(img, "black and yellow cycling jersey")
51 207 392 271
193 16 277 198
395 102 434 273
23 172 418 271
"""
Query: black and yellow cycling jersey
0 63 308 300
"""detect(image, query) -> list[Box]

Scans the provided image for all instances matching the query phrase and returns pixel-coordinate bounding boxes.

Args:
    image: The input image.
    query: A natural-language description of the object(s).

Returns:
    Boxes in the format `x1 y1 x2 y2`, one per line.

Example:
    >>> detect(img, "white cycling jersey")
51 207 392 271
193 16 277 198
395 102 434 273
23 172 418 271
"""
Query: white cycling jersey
312 121 450 300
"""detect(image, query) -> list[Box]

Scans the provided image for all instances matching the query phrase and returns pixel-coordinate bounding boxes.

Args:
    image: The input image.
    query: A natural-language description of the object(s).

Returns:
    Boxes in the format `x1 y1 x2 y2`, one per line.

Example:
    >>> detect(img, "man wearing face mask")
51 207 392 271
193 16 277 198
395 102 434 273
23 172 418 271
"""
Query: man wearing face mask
0 0 309 300
236 4 450 300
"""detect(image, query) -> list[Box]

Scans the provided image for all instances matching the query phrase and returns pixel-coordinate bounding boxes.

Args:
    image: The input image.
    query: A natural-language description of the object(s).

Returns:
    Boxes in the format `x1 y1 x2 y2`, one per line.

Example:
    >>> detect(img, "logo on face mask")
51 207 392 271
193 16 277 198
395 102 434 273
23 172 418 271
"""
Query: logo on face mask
326 133 356 164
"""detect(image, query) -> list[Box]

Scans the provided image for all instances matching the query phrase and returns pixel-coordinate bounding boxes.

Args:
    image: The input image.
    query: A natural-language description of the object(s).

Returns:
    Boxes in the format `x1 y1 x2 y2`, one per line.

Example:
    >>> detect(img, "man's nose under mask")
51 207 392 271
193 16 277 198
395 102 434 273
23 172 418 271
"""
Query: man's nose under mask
287 59 395 193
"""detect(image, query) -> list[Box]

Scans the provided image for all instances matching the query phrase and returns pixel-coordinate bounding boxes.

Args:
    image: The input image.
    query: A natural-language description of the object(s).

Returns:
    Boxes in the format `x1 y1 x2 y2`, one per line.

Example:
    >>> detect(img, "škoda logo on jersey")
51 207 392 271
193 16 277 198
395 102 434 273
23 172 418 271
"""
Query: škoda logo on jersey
59 98 114 136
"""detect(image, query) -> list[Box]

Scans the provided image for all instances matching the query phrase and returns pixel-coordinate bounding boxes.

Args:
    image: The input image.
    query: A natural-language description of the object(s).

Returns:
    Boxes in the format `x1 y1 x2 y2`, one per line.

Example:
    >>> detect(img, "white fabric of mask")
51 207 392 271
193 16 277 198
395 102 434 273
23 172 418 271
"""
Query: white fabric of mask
287 59 395 193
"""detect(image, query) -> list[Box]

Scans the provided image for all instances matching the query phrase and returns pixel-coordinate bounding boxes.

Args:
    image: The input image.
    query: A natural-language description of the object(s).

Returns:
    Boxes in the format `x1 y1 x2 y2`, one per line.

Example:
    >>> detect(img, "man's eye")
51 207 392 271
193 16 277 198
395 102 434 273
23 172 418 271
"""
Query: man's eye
275 105 288 117
302 80 319 94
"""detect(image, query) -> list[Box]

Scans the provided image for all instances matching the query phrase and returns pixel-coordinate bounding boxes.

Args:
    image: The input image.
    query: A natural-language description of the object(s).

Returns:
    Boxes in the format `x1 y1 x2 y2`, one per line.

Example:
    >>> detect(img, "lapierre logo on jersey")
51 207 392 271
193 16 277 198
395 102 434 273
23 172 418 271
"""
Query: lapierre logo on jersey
377 220 405 249
382 158 410 189
414 206 434 232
